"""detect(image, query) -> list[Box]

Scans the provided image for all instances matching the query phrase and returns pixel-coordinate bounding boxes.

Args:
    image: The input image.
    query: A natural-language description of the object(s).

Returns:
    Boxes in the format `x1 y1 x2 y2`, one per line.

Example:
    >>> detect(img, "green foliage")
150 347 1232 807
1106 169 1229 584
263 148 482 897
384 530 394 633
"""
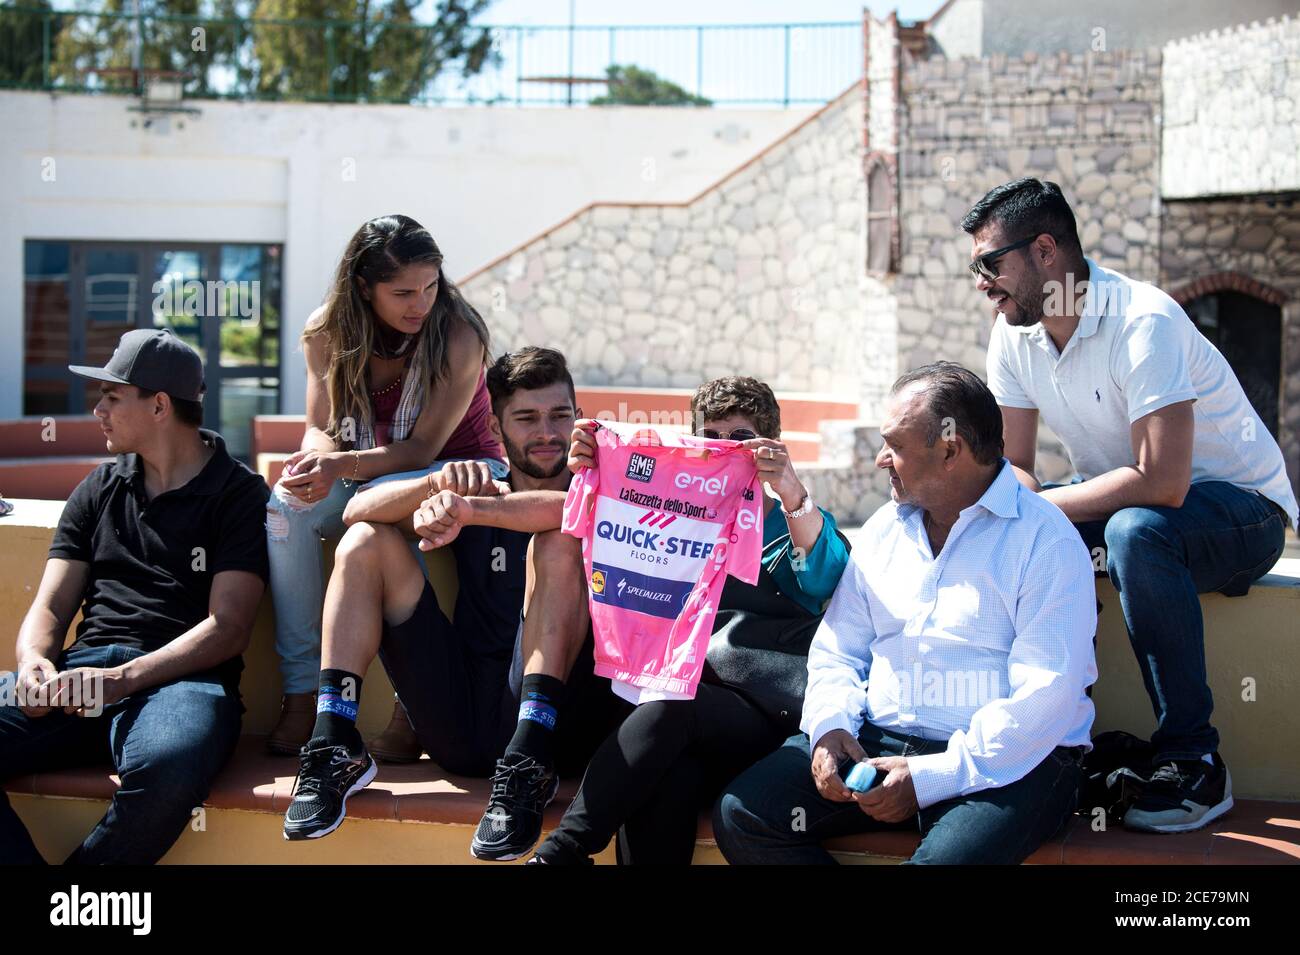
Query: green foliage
50 1 246 95
590 63 711 107
0 1 66 87
252 0 497 102
25 0 496 102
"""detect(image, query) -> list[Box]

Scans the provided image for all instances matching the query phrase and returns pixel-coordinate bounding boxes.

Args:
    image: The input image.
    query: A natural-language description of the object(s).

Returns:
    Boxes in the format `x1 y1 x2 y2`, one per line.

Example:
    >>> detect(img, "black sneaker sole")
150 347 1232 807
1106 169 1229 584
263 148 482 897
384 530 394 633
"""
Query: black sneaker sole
468 774 561 862
283 754 379 841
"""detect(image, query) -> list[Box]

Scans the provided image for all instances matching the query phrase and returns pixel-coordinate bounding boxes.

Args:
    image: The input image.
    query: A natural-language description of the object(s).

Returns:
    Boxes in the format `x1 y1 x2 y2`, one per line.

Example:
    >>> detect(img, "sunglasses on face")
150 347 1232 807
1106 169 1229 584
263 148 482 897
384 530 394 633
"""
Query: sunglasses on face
697 428 758 441
968 235 1036 282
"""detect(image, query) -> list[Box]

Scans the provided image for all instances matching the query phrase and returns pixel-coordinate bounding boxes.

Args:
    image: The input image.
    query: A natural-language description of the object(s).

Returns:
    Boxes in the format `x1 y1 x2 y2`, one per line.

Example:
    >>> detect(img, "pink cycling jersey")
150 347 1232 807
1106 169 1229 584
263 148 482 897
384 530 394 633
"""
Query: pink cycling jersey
561 420 764 704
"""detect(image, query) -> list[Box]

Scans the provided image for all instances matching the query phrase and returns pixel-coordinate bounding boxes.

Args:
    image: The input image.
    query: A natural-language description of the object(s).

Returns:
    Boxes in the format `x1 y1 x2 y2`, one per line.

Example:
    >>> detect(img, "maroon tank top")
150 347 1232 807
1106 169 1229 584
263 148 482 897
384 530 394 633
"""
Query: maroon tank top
439 365 503 461
369 365 500 461
369 371 404 448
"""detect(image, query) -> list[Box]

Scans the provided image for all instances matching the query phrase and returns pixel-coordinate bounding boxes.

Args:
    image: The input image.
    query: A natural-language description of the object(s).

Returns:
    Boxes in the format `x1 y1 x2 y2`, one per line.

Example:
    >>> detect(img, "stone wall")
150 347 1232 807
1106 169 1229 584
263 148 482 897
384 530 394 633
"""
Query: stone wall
459 84 891 413
890 48 1164 481
1163 15 1300 199
1162 196 1300 495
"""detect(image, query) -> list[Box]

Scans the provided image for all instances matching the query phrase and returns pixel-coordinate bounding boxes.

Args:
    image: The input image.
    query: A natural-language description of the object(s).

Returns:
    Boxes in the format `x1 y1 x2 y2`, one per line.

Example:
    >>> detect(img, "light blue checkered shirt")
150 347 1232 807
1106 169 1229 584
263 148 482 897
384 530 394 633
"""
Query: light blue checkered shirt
802 460 1097 809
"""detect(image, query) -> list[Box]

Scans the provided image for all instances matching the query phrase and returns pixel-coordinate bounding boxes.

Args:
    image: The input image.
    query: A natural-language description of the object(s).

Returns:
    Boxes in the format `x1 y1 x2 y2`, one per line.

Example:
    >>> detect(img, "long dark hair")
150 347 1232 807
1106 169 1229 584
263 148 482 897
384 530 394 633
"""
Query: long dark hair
303 214 491 443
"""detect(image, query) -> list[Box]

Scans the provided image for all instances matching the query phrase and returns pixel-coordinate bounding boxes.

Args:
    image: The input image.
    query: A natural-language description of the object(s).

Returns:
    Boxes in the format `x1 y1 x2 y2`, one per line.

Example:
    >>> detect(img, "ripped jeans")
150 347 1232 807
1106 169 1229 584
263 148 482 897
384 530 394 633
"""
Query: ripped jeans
265 457 510 693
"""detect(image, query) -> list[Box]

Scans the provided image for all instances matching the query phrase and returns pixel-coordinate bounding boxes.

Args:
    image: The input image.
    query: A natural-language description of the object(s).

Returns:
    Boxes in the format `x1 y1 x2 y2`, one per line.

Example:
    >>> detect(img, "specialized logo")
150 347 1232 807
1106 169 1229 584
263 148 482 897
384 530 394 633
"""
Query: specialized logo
674 471 730 496
590 569 606 594
590 562 693 619
626 452 656 483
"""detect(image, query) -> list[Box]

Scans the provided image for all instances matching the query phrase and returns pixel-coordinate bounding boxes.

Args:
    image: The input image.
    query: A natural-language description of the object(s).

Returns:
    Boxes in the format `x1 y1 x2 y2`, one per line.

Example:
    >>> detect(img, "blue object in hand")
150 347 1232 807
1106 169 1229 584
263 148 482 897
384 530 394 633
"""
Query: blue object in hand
843 762 878 793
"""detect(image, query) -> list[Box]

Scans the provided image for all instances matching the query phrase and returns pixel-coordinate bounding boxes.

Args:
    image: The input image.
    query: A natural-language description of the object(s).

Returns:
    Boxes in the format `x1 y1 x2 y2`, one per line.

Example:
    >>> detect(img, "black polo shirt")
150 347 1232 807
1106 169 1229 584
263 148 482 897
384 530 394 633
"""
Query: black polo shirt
48 429 270 689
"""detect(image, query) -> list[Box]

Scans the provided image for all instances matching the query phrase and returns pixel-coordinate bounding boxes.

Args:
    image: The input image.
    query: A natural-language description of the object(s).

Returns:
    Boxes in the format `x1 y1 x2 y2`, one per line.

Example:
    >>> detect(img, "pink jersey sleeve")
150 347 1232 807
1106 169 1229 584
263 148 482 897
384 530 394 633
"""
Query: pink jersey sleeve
724 467 765 586
562 462 599 539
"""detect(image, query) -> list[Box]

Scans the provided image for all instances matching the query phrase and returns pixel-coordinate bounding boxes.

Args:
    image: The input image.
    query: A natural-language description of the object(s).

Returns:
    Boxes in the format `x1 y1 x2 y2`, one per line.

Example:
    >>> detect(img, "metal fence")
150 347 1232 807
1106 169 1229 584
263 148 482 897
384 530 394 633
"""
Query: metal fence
0 5 862 107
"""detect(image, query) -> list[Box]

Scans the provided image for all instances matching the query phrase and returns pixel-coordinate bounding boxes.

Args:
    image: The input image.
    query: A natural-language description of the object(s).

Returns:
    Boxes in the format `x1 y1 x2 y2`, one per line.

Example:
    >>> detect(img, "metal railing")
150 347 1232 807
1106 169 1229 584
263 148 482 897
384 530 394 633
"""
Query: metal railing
0 5 861 107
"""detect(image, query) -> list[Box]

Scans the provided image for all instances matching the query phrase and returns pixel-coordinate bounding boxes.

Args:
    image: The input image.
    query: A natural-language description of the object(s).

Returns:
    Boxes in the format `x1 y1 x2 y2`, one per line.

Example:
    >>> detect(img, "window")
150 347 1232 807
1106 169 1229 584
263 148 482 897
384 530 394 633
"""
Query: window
866 155 896 275
21 239 283 461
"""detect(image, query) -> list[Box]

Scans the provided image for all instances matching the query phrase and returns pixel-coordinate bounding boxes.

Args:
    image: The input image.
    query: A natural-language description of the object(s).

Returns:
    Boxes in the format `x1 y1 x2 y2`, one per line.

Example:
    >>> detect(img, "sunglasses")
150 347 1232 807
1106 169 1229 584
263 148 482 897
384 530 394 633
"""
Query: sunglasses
697 428 757 441
967 235 1036 282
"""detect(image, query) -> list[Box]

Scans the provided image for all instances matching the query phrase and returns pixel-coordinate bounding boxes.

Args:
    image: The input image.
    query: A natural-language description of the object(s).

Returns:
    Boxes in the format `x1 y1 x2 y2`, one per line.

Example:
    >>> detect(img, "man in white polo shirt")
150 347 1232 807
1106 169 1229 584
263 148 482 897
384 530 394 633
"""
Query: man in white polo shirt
965 177 1296 834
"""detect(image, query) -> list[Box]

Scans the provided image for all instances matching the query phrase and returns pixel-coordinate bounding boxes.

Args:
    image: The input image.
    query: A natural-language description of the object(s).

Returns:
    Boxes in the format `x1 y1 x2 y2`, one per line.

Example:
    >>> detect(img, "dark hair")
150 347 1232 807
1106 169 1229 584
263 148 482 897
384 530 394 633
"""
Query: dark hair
691 376 781 440
304 214 492 444
889 362 1003 467
486 347 576 418
136 386 204 428
961 177 1085 265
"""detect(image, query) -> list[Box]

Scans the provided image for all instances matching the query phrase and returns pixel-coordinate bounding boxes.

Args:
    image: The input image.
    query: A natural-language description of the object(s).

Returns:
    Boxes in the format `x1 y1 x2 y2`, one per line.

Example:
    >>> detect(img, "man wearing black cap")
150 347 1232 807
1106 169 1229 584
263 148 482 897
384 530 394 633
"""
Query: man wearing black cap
0 328 270 864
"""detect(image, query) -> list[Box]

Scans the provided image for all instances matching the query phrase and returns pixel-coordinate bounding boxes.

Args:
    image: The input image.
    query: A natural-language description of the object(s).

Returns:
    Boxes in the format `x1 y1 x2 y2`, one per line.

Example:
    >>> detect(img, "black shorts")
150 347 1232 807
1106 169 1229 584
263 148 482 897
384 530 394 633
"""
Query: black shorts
378 581 626 778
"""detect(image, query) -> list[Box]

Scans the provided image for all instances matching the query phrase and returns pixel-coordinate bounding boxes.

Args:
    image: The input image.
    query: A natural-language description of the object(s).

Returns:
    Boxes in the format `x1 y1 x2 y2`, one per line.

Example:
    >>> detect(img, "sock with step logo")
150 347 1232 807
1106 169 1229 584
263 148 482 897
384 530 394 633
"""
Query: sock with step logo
311 668 365 754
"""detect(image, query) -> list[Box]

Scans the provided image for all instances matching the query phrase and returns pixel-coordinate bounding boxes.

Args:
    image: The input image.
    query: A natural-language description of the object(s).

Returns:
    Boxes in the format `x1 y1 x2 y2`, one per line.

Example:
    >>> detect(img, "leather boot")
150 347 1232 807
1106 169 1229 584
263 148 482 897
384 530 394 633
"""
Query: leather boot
267 692 317 755
368 698 423 763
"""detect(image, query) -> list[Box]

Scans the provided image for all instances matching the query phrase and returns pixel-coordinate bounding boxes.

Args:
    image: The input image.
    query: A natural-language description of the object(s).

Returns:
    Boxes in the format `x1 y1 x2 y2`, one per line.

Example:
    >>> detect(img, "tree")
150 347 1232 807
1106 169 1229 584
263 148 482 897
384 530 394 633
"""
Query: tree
589 64 711 107
50 0 245 95
0 1 67 88
44 1 497 103
252 0 497 103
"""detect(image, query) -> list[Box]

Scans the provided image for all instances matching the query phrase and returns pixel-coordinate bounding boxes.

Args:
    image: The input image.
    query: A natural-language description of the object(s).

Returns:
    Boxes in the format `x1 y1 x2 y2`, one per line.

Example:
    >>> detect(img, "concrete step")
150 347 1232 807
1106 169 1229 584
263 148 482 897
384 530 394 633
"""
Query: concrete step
6 736 1296 864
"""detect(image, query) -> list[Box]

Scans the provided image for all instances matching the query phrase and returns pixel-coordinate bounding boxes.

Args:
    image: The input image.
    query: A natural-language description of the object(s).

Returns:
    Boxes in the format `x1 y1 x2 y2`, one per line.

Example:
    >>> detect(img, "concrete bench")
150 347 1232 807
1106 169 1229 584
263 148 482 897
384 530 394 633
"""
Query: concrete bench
5 737 1296 864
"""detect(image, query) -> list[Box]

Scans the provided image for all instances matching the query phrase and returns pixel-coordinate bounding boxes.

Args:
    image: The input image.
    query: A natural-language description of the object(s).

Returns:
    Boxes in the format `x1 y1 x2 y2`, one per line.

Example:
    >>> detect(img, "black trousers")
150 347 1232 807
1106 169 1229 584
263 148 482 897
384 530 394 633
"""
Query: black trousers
379 580 626 778
537 683 786 865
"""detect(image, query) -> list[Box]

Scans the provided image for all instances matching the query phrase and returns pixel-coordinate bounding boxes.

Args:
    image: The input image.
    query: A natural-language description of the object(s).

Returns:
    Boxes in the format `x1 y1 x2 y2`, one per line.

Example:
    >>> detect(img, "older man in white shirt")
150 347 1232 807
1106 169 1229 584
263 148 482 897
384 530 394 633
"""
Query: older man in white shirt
713 363 1097 864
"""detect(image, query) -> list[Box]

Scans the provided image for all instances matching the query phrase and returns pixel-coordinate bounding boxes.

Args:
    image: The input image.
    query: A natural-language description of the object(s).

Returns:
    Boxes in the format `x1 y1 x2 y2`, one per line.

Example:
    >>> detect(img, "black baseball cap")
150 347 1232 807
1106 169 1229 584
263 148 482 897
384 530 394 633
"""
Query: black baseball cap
69 328 205 402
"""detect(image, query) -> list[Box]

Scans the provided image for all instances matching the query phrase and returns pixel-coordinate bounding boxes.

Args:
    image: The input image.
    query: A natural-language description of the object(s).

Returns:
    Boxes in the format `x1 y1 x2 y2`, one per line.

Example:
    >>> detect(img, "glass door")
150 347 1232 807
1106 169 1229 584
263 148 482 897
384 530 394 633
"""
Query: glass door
21 239 283 462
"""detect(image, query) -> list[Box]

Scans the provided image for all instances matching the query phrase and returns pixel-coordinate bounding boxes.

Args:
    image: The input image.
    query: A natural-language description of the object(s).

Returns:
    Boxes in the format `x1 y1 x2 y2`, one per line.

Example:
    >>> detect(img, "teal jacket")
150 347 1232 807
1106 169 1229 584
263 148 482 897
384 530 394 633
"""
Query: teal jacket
758 498 850 616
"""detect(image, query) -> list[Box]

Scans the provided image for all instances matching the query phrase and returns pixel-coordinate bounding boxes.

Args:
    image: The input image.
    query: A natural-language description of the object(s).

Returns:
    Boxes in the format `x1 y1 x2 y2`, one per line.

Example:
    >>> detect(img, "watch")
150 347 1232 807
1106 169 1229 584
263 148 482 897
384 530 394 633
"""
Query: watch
782 491 814 519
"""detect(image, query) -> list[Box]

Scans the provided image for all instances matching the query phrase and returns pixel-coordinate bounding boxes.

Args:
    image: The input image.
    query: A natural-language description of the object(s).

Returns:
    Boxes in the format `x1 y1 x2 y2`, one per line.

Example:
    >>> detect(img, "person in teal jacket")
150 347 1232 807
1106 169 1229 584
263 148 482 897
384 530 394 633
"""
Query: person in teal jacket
529 375 851 865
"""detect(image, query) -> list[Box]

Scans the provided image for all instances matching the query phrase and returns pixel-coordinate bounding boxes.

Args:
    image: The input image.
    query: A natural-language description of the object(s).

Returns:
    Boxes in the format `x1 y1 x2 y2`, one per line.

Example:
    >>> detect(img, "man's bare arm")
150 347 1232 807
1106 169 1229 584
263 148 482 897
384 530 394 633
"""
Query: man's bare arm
343 476 431 527
999 406 1043 492
16 558 87 667
413 489 568 550
462 490 566 533
1040 401 1195 522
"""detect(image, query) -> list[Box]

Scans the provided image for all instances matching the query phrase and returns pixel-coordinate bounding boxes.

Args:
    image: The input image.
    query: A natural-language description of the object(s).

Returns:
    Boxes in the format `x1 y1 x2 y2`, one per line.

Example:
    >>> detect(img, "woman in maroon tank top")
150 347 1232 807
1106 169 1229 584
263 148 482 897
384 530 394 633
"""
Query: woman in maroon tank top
264 215 506 755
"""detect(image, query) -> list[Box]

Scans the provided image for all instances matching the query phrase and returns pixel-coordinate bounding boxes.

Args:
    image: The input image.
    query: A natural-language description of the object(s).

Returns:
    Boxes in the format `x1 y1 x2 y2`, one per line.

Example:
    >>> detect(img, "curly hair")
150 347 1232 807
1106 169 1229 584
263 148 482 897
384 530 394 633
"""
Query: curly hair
690 376 781 439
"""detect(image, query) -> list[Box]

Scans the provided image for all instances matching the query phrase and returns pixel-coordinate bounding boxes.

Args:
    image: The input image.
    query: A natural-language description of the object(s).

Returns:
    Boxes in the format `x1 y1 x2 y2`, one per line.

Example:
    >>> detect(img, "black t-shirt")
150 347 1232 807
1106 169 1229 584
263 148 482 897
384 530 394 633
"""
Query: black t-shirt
449 522 532 664
48 429 271 688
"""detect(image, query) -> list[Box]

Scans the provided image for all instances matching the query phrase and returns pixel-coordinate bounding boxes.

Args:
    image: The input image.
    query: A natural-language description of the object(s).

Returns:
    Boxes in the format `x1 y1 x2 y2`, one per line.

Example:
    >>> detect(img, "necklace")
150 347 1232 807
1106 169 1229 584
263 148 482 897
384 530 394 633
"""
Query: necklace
370 373 403 397
373 322 415 360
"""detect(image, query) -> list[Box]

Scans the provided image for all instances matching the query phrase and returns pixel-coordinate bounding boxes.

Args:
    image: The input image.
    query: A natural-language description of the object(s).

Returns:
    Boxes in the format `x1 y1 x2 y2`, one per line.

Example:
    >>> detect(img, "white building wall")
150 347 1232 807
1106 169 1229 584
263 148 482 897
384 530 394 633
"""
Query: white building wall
0 91 814 416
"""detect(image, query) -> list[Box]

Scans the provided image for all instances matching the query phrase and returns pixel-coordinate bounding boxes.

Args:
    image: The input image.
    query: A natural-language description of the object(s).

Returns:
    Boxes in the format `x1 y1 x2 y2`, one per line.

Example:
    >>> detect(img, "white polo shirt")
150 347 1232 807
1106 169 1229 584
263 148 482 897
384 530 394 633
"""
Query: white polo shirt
986 258 1298 530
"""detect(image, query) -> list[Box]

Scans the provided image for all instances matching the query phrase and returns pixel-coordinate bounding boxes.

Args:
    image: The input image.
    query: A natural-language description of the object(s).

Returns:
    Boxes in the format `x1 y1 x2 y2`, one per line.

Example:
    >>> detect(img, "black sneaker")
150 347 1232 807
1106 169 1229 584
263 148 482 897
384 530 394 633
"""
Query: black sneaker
1123 753 1233 834
283 737 378 841
470 754 559 861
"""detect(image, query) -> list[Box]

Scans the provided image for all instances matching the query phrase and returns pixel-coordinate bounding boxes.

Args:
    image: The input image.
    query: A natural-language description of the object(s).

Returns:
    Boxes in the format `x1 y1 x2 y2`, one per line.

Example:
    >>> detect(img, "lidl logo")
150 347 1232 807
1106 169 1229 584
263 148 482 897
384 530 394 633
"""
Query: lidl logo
591 569 606 594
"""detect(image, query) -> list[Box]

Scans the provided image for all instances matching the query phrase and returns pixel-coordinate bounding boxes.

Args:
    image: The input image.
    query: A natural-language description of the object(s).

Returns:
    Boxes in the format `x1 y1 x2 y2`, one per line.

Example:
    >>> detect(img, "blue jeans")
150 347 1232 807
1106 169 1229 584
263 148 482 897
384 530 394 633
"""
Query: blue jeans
713 724 1083 865
0 644 242 864
265 457 509 693
1067 481 1286 761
